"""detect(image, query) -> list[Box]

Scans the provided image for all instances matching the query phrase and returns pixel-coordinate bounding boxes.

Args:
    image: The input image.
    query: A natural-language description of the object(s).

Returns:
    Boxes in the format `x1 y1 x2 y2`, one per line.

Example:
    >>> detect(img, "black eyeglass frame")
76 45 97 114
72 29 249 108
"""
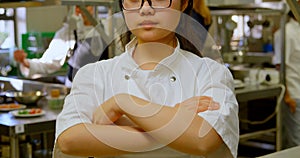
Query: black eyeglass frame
121 0 173 11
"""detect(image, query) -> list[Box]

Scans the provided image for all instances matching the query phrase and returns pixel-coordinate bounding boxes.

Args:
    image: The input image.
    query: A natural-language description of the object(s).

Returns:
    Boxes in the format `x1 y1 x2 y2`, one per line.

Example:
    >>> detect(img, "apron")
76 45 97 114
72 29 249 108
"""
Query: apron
67 36 108 81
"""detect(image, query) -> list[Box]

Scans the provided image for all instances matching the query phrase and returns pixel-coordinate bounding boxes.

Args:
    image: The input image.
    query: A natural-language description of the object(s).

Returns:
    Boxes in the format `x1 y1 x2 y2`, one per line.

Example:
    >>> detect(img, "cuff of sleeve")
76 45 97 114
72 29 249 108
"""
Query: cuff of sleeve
19 62 30 78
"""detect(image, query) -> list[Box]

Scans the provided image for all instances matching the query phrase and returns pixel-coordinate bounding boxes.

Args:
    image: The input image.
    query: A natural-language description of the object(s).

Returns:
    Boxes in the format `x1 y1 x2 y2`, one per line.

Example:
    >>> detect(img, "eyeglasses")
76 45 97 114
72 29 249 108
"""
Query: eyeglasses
122 0 172 11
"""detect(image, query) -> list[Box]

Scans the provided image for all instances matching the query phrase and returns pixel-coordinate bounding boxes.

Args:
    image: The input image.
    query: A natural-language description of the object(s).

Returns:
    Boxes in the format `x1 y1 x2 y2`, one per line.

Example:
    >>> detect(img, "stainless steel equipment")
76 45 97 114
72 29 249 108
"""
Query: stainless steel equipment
209 2 287 84
6 91 47 105
0 49 13 76
209 2 287 152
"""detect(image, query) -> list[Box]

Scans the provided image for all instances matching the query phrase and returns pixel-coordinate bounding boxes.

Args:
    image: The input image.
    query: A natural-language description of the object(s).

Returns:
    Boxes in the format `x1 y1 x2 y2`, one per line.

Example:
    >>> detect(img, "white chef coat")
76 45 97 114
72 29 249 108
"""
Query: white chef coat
54 38 239 158
273 18 300 99
19 23 100 79
20 23 73 78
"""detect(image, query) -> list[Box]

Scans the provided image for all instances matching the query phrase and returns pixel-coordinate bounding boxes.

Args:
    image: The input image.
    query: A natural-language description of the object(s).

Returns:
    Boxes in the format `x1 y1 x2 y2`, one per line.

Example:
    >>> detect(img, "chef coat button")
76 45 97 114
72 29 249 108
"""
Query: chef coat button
170 76 176 82
124 75 130 80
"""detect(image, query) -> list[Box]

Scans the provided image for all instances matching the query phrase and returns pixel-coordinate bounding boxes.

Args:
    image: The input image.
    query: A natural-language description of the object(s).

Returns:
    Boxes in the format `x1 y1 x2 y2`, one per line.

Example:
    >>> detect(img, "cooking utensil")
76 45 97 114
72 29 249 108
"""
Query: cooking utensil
6 91 47 105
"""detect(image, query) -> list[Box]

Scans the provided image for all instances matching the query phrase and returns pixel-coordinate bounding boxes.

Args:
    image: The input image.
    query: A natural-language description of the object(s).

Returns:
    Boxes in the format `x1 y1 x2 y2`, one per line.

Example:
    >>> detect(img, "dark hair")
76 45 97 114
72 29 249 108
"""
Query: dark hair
288 10 295 19
117 0 202 57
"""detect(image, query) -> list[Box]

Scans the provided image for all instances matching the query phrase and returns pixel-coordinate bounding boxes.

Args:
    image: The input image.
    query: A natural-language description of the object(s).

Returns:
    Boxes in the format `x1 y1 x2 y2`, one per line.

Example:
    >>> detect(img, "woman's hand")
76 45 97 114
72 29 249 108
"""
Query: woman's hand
93 96 123 125
14 50 30 68
284 90 296 113
175 96 220 113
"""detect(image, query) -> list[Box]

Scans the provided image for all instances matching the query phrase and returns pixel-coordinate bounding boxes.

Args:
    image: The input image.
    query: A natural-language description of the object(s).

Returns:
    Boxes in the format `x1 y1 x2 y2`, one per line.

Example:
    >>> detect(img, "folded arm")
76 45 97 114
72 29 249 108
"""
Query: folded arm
93 94 222 156
57 94 221 157
57 123 161 156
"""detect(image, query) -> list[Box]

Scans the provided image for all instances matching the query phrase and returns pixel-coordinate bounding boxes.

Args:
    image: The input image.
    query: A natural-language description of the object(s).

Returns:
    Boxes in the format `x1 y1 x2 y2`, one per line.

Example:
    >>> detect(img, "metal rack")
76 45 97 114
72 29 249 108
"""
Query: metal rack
61 0 116 7
209 2 287 15
209 1 287 84
0 1 42 8
209 2 287 151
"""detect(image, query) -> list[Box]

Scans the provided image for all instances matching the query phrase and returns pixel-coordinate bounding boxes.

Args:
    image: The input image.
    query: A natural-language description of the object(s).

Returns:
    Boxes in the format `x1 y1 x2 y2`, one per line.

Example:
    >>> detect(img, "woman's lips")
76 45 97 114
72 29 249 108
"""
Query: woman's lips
138 21 158 29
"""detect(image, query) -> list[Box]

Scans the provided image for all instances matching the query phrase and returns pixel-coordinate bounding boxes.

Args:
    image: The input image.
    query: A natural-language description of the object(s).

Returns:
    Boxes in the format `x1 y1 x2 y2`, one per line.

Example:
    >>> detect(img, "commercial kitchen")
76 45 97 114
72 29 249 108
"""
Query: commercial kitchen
0 0 300 157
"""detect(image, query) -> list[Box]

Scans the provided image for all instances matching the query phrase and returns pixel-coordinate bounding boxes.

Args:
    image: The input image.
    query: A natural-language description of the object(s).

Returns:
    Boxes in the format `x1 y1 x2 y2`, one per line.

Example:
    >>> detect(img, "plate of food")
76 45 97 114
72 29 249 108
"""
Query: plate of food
0 103 26 111
10 108 45 117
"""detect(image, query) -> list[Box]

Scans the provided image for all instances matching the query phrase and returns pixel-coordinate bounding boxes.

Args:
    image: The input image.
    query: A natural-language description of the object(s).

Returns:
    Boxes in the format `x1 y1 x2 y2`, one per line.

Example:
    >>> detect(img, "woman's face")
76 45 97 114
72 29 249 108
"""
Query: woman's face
123 0 187 43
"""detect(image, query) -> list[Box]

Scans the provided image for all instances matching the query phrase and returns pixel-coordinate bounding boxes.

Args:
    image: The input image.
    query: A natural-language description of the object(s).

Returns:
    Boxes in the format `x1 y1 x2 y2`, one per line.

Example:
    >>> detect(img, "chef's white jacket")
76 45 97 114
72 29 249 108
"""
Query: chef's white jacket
54 38 239 158
273 18 300 99
19 23 96 79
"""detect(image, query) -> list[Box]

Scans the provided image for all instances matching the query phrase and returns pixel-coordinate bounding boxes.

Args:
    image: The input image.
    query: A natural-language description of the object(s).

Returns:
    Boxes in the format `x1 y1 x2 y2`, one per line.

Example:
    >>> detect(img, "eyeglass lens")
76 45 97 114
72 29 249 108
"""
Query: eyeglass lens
122 0 171 10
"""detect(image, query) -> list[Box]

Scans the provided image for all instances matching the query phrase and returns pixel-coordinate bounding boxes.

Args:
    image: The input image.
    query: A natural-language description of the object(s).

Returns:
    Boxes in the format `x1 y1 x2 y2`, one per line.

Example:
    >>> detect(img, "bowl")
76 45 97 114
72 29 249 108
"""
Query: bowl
6 91 47 105
46 95 65 110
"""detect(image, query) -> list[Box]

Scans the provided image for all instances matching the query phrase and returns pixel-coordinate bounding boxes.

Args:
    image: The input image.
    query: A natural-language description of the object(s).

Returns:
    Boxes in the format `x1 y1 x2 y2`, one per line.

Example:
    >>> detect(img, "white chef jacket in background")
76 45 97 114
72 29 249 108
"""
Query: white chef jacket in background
273 18 300 99
19 22 74 79
19 22 104 86
54 38 239 158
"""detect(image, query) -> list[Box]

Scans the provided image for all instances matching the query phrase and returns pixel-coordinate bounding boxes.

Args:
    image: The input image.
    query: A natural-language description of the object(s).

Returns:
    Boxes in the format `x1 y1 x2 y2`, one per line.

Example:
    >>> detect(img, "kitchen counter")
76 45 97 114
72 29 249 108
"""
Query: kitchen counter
0 100 61 158
0 101 59 135
0 76 67 158
235 84 284 102
235 83 285 151
258 145 300 158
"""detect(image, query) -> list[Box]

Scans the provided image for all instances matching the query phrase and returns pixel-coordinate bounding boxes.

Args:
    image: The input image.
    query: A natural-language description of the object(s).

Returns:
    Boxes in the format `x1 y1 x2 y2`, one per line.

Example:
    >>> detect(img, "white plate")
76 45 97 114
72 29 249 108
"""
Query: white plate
10 109 45 117
0 103 27 111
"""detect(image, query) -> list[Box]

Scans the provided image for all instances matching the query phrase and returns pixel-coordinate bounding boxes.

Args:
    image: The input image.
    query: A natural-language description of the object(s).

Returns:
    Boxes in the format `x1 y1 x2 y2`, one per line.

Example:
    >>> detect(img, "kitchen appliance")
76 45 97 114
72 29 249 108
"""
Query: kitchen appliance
258 68 279 85
0 49 13 76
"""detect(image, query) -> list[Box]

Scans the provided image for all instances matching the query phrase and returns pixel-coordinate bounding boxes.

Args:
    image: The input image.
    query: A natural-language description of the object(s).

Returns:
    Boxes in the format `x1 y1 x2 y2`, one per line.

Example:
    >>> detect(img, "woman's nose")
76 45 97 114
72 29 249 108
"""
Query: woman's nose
139 0 154 15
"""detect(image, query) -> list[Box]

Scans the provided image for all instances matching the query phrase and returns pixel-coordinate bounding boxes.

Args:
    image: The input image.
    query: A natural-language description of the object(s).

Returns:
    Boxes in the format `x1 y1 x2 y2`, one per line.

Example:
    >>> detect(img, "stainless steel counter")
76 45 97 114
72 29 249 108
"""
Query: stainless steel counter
0 77 67 158
258 145 300 158
235 83 285 151
235 84 284 102
0 100 61 157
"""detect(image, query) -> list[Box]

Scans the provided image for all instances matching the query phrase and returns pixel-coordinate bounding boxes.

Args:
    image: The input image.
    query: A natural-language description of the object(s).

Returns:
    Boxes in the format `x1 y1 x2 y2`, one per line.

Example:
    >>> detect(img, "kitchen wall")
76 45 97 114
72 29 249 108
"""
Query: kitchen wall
15 5 67 48
207 0 255 5
26 5 68 33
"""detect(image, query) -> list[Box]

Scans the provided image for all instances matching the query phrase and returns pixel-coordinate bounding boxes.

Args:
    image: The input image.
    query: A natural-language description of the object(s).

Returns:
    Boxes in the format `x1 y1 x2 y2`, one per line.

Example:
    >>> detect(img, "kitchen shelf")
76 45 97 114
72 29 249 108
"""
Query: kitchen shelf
210 1 287 84
0 1 42 8
61 0 116 7
209 2 287 15
210 2 287 152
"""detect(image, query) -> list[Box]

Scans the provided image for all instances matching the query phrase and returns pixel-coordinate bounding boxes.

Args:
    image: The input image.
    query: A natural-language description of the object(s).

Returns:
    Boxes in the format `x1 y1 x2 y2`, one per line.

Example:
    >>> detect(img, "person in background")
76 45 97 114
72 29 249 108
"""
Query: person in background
273 6 300 148
13 6 108 87
190 0 212 31
54 0 238 157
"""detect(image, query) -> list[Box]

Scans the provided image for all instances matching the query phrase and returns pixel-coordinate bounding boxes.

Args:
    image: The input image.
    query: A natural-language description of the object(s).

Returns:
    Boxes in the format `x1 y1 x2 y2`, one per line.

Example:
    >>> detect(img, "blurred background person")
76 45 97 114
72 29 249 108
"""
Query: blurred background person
190 0 212 31
273 5 300 148
183 0 220 61
14 6 108 87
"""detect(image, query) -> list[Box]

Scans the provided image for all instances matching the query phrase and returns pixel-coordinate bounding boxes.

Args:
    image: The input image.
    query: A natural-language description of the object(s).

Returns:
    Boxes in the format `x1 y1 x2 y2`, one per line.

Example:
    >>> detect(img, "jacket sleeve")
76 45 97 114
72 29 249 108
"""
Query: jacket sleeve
20 23 75 78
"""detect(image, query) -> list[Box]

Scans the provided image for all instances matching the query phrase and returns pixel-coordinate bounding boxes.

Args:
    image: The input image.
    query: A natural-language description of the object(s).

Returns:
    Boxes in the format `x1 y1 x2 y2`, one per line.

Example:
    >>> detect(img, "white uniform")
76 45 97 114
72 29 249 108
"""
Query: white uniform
54 38 239 158
273 18 300 100
274 18 300 148
19 23 74 78
19 23 102 86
